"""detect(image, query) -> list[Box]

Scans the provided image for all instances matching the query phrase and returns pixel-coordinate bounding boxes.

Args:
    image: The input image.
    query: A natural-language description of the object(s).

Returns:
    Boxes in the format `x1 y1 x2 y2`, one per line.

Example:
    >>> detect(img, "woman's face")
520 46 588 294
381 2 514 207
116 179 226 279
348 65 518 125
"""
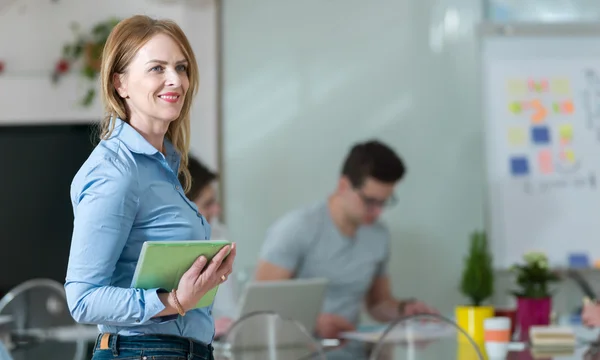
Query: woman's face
114 33 190 127
194 184 221 222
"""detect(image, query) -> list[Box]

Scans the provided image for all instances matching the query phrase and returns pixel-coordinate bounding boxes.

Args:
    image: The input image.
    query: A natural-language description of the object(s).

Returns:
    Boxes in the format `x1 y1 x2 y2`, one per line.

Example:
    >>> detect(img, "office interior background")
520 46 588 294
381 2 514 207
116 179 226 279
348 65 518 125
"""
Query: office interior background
1 0 600 357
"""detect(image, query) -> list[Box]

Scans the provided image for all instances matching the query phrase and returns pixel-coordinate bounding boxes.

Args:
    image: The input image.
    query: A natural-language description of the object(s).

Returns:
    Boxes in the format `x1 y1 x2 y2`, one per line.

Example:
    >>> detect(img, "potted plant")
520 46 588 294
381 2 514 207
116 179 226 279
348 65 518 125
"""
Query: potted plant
510 252 560 341
52 18 120 106
456 231 495 344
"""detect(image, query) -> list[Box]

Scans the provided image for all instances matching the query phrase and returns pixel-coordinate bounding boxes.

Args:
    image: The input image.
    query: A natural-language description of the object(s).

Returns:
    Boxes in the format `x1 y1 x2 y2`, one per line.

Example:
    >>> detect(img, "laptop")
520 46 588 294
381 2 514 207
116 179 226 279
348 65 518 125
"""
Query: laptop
228 278 328 349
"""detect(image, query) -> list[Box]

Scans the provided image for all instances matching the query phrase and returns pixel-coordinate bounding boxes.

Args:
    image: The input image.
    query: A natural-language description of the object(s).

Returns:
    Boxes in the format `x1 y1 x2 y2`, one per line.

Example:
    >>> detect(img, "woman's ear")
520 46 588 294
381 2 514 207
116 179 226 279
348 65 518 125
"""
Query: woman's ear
113 73 128 99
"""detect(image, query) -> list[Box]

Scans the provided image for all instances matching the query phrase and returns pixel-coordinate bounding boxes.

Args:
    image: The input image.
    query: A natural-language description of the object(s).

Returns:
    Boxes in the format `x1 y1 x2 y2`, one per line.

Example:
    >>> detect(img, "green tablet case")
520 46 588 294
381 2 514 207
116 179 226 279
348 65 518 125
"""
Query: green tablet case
131 240 232 309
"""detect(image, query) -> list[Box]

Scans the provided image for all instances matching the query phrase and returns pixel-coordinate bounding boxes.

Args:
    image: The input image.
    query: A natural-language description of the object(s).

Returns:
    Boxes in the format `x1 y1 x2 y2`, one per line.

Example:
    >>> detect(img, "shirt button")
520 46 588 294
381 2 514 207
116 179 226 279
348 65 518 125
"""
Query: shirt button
175 185 180 190
135 319 140 323
197 212 202 217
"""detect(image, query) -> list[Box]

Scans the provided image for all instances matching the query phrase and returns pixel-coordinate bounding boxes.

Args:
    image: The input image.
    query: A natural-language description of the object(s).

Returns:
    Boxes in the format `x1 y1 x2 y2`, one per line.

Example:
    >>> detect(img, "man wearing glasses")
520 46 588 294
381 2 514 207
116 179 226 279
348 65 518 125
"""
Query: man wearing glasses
255 140 438 339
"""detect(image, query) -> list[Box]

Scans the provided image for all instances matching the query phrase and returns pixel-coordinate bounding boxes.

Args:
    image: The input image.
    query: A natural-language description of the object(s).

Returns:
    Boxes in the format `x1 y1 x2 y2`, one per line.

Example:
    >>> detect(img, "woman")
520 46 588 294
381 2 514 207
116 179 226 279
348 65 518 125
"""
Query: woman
64 15 236 360
181 155 238 338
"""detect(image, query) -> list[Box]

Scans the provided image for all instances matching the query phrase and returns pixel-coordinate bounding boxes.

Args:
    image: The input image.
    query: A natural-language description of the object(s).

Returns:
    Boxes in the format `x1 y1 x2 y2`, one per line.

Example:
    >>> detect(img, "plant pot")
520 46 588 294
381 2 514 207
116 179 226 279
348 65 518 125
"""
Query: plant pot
455 305 494 344
516 297 551 341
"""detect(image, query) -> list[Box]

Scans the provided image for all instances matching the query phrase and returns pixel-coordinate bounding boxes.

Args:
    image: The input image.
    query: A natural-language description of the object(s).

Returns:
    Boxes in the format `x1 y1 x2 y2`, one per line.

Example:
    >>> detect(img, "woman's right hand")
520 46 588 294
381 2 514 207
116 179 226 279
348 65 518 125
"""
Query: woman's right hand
175 243 237 311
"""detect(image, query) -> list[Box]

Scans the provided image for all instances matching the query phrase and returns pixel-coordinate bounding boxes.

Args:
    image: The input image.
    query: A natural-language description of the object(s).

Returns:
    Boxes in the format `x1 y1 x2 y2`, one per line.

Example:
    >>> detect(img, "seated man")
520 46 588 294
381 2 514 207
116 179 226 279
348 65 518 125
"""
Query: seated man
255 140 437 339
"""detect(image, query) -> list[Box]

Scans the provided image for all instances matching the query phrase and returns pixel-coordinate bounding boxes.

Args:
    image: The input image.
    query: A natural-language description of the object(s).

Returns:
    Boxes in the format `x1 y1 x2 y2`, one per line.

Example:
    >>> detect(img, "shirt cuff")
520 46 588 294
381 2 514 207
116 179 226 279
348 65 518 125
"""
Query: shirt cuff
141 288 177 325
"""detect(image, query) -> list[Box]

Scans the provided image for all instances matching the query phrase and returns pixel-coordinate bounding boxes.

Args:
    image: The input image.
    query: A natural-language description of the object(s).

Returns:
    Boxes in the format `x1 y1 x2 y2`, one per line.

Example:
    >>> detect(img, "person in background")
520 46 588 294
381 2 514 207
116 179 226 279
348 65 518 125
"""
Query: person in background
64 15 236 360
181 155 237 337
255 140 437 339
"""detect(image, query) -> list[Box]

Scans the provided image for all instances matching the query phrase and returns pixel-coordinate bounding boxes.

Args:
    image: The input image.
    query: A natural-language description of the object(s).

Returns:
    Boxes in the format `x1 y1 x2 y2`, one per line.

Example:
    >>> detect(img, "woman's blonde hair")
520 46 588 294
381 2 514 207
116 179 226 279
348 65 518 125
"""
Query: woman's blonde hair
99 15 199 192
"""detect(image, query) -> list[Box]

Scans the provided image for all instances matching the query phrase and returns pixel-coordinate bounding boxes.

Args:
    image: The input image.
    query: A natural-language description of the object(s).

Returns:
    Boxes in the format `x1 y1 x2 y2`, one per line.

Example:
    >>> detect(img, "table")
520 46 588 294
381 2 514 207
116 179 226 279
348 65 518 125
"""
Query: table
214 337 598 360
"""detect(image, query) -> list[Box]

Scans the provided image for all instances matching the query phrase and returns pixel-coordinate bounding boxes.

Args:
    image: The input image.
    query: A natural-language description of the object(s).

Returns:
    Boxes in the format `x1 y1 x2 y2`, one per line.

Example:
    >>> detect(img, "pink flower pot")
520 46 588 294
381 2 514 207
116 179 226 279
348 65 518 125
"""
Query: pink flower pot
516 297 551 341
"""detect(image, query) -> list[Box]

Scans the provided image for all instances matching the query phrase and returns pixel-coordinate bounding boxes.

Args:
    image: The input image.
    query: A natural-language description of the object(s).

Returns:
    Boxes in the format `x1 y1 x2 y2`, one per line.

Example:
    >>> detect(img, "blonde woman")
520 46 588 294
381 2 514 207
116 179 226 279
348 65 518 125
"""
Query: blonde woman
64 15 236 360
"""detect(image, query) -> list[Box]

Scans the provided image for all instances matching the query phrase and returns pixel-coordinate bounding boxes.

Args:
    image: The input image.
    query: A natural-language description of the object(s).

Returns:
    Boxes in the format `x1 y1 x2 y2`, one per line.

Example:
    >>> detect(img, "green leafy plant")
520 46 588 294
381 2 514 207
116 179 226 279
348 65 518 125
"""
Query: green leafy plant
53 17 120 106
460 231 494 306
510 252 560 298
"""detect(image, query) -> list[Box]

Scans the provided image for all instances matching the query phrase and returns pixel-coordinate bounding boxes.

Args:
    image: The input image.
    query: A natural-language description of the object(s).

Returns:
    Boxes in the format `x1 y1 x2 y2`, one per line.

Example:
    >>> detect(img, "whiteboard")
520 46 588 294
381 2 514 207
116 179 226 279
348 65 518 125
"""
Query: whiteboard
483 24 600 268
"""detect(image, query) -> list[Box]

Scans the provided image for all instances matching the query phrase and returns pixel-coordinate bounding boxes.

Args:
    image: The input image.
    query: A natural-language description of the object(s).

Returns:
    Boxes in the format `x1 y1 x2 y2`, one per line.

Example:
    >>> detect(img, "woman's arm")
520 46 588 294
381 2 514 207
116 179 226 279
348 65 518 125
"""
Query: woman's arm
65 156 176 326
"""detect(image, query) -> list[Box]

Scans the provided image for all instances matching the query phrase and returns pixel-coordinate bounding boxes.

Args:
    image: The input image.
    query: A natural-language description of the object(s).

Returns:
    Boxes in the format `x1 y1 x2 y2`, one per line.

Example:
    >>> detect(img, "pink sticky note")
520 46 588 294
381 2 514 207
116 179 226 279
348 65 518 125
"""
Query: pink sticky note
538 150 553 174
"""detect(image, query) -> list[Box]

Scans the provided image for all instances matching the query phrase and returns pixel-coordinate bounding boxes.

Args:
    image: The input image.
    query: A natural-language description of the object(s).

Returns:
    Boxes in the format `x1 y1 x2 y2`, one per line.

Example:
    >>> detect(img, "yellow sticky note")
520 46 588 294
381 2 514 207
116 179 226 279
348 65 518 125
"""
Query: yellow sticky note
551 79 571 95
559 124 573 142
507 127 526 146
562 149 575 163
507 79 527 95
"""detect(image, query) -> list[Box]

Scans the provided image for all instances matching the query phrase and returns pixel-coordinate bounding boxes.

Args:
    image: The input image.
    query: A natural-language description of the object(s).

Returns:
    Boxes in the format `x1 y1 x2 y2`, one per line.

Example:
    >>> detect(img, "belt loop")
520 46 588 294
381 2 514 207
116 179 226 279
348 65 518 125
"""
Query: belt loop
110 334 119 356
187 338 193 360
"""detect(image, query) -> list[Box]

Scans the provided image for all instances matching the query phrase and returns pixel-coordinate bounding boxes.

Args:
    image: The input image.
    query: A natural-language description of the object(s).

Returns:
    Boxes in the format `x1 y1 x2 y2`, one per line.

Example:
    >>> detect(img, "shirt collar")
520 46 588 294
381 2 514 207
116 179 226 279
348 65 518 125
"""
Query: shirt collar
111 118 181 166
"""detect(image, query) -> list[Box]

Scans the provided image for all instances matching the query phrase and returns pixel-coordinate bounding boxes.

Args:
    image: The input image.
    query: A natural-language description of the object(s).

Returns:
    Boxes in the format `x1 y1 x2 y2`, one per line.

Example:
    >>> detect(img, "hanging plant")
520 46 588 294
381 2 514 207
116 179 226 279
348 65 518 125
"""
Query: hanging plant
52 17 120 106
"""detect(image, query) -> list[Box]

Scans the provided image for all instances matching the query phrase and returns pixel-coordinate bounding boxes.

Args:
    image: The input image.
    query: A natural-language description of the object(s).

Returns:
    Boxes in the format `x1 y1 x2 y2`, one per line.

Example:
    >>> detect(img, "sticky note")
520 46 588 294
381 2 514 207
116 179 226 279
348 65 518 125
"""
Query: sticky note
529 99 547 124
509 102 522 114
563 100 575 114
552 103 561 113
507 127 526 145
558 124 573 143
507 80 527 95
564 149 575 163
531 126 551 144
538 150 553 174
510 156 529 176
551 79 571 95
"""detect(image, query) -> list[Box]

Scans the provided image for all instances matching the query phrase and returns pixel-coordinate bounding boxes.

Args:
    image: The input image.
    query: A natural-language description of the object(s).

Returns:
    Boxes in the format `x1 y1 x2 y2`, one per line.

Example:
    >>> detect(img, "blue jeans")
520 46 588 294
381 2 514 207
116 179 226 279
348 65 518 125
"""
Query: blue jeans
91 333 214 360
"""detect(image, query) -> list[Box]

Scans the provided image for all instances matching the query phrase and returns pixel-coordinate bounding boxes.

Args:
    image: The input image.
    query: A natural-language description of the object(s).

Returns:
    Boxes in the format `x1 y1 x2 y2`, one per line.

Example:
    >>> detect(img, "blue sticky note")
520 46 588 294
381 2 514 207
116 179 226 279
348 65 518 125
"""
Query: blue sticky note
510 156 529 176
568 253 590 268
531 126 551 144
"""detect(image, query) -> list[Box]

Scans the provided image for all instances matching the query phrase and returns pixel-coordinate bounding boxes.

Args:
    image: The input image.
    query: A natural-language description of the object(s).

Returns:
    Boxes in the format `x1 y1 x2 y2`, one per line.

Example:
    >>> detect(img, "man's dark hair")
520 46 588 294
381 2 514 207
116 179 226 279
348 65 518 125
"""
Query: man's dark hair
341 140 406 188
181 154 218 201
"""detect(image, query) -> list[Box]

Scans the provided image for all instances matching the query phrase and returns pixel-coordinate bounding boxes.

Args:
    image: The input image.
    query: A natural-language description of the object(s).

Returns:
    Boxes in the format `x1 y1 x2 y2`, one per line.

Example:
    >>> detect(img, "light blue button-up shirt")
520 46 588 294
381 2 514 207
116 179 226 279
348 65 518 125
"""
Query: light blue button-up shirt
65 119 214 344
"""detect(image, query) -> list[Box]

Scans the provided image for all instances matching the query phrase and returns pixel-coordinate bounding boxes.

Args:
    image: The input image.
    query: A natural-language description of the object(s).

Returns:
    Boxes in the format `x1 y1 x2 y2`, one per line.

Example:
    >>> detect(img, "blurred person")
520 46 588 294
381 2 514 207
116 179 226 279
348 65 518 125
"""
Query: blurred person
181 155 237 337
255 140 437 339
64 15 236 360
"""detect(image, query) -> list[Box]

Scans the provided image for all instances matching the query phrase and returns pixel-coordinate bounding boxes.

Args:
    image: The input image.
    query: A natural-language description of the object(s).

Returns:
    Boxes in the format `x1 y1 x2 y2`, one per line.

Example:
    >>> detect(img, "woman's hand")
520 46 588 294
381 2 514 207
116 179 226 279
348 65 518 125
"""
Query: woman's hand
175 243 237 311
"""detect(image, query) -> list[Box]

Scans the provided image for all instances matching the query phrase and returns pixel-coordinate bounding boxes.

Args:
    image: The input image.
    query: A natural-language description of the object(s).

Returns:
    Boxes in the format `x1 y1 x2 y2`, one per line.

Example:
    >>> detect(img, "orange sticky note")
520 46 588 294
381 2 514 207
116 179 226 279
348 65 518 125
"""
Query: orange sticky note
528 99 547 124
538 150 553 174
563 100 575 114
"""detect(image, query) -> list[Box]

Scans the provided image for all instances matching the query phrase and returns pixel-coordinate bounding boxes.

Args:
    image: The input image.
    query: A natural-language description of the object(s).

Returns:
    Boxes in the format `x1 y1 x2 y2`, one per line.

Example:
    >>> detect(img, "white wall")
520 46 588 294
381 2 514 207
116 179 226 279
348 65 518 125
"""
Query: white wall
0 0 219 168
222 0 483 313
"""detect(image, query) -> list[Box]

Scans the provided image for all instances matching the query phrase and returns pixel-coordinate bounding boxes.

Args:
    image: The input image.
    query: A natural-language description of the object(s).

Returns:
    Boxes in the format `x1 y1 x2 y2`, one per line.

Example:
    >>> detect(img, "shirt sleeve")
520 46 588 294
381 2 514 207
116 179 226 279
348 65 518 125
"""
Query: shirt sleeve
64 156 172 326
259 212 307 273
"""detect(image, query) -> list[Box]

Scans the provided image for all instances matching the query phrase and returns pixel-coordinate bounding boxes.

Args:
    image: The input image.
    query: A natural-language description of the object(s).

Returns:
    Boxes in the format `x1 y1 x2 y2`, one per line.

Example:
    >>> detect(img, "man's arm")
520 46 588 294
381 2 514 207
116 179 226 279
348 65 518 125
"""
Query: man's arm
365 275 402 322
365 275 439 322
255 261 293 281
254 211 307 282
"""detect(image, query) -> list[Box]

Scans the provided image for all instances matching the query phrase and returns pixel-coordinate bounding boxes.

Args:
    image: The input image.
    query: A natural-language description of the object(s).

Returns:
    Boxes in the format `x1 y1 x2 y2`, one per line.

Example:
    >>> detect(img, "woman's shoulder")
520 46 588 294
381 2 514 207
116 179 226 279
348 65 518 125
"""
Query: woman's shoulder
71 140 140 195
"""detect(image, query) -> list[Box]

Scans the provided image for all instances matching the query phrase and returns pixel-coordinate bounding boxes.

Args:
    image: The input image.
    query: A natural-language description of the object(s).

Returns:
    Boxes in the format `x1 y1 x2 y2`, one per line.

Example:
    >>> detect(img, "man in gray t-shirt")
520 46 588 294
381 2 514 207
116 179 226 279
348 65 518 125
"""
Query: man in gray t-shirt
256 140 437 339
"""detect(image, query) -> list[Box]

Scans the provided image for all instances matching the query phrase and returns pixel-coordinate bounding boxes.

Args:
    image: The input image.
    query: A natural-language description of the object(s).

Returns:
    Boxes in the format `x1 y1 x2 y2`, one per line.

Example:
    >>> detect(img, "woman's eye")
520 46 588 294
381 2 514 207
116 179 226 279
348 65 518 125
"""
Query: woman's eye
150 65 164 72
176 64 187 72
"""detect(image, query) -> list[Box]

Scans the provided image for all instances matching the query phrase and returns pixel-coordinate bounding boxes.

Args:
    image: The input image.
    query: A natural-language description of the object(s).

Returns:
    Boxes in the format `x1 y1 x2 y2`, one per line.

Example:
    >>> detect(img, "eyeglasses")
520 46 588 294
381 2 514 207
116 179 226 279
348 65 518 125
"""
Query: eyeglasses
355 189 397 209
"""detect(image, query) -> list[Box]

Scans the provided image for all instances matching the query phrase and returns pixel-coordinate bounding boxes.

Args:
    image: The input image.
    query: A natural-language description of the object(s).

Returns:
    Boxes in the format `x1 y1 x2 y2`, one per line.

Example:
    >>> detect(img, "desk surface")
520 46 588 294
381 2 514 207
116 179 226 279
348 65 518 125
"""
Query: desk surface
215 338 597 360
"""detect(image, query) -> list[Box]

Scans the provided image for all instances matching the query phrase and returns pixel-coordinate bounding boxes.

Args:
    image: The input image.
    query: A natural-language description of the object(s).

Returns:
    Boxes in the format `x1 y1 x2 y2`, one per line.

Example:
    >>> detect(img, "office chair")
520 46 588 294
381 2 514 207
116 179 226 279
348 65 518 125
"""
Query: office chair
219 310 326 360
0 278 94 360
368 313 484 360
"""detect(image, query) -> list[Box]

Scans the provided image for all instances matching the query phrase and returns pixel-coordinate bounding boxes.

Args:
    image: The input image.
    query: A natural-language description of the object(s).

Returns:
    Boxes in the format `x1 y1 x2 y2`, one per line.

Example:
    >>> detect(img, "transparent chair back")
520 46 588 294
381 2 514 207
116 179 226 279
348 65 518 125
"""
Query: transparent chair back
369 313 485 360
0 279 91 360
219 310 326 360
